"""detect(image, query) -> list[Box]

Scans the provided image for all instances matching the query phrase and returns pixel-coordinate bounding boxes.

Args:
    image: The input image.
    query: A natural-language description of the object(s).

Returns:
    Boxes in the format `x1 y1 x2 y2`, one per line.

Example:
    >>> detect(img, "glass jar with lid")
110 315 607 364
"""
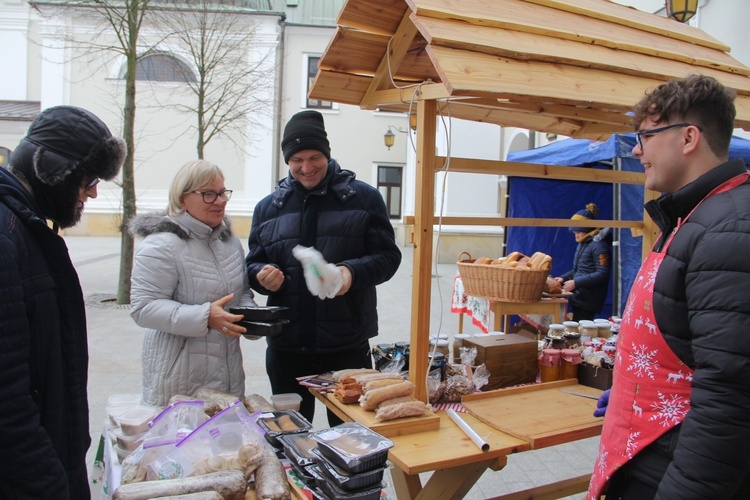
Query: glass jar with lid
452 334 470 364
429 338 450 357
538 349 561 382
579 320 599 342
563 321 579 334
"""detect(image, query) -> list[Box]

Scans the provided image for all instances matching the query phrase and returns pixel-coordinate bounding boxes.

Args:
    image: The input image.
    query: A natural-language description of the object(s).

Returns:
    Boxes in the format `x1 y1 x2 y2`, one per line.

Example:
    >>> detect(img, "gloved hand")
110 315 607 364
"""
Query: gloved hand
593 389 610 418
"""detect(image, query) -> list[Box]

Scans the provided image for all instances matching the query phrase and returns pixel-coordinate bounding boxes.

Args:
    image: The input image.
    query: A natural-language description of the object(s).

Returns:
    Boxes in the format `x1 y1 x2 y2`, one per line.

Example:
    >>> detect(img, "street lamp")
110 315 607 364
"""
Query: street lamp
384 125 408 150
665 0 698 22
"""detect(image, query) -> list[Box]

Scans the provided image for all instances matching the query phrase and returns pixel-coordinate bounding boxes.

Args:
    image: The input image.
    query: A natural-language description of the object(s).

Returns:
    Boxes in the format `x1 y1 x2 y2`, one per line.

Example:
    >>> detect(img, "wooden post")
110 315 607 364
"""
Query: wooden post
409 99 437 402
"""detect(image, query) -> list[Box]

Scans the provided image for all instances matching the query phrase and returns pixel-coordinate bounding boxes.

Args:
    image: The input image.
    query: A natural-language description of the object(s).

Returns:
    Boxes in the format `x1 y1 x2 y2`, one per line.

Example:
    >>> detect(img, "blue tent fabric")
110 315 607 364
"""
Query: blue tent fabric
506 134 750 317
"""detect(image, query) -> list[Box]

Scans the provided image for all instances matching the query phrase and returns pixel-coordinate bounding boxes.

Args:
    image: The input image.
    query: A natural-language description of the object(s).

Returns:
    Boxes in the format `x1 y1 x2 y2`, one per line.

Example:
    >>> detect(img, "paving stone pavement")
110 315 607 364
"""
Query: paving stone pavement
69 235 596 499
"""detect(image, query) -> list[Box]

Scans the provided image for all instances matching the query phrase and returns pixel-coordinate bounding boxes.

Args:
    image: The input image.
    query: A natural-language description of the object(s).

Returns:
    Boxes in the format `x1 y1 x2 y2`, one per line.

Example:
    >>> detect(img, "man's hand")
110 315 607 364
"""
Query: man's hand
563 279 577 292
594 389 610 418
336 266 352 296
257 264 284 292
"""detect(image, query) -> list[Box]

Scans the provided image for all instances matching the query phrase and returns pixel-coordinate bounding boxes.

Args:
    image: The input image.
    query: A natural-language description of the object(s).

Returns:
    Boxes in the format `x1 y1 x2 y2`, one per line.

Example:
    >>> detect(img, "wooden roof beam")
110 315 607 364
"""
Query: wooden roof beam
360 12 420 110
412 16 750 93
407 0 749 76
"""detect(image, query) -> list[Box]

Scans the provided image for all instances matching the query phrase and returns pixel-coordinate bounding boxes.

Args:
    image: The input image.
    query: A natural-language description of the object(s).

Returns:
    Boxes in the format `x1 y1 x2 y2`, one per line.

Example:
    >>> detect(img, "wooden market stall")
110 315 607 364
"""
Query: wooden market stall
309 0 750 404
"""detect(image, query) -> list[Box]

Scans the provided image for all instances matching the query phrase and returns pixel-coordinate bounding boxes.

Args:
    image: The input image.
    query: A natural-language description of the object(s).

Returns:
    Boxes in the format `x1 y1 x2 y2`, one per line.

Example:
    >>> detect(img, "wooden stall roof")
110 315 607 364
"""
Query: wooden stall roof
310 0 750 139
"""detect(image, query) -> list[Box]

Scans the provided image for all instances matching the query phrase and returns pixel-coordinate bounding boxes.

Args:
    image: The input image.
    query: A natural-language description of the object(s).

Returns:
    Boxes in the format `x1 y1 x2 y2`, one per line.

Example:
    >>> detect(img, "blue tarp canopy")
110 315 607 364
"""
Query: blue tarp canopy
506 134 750 317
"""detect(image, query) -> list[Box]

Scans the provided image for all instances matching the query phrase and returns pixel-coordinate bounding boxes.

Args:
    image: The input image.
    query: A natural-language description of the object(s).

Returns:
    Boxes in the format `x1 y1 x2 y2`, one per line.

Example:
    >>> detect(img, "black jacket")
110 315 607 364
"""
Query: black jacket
625 159 750 499
0 167 91 499
561 228 612 314
246 159 401 354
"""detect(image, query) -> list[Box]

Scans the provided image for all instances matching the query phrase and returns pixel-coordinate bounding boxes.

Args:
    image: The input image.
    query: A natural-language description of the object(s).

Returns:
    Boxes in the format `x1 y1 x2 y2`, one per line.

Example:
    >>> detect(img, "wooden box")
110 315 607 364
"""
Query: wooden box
463 334 538 390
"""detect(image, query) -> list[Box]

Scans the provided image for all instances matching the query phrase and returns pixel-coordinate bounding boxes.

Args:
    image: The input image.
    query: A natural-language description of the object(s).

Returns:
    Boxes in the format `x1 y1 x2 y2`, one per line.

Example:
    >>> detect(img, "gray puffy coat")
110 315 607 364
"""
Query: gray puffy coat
130 212 256 406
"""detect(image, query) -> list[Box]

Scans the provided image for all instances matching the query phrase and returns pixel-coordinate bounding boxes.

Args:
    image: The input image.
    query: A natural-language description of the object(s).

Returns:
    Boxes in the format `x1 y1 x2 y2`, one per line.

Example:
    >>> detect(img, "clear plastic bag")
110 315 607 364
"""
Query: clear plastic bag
472 363 491 391
292 245 343 299
156 401 266 480
147 399 208 442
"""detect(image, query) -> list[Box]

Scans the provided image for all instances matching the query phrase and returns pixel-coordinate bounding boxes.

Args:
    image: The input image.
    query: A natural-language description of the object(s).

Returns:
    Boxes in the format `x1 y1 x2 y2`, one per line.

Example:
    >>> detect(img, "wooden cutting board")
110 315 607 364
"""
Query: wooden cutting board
321 393 440 437
461 379 603 449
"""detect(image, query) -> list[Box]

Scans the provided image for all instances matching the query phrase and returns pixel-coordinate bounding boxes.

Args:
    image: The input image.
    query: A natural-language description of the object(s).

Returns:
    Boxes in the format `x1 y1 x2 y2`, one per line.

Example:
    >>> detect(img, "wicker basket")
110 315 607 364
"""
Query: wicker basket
457 252 549 303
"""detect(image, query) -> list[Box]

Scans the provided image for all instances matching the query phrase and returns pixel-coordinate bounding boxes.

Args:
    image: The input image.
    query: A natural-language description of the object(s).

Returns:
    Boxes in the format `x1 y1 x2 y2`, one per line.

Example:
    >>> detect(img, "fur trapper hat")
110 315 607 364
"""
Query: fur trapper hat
10 106 125 227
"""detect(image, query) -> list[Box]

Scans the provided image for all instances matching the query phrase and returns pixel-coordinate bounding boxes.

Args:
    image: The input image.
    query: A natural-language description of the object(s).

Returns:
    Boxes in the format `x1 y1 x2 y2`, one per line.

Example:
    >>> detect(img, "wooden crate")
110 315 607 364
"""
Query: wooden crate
463 334 538 390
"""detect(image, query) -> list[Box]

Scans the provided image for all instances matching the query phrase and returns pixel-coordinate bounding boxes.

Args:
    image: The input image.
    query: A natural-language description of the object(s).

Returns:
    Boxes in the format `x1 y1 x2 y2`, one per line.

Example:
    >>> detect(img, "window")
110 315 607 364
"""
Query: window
377 166 403 219
306 56 332 109
124 53 196 82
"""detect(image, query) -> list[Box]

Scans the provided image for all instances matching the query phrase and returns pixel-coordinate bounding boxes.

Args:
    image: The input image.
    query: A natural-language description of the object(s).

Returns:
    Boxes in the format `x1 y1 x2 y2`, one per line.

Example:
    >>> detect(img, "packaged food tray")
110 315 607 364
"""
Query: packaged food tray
256 410 312 447
277 432 319 467
312 447 387 492
308 465 385 500
310 422 394 474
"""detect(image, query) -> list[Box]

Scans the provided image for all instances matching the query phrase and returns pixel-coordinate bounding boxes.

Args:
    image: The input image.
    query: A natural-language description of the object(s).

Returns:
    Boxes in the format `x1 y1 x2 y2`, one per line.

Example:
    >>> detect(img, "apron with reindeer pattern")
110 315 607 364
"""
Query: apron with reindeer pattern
588 171 750 498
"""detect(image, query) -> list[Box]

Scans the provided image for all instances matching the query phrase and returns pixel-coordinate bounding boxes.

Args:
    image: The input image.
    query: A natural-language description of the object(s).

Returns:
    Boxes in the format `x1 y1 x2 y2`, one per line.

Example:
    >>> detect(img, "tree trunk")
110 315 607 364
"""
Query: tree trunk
116 6 140 305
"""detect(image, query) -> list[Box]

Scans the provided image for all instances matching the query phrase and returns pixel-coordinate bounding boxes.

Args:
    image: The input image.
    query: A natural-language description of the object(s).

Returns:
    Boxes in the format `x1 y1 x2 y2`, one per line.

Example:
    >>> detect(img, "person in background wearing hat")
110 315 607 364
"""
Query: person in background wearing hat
246 110 402 425
589 75 750 499
554 202 612 321
0 106 125 499
129 160 258 407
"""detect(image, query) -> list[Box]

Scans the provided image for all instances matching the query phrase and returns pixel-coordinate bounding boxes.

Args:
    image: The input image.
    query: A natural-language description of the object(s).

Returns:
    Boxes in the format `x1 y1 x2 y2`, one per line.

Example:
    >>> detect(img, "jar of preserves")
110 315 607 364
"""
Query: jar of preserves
428 352 447 380
560 349 583 379
563 321 579 334
429 339 450 357
538 349 561 382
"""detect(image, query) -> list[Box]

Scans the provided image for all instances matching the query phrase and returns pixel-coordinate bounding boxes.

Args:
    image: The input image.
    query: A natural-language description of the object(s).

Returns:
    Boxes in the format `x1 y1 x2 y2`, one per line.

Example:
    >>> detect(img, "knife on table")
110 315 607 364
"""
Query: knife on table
559 389 600 400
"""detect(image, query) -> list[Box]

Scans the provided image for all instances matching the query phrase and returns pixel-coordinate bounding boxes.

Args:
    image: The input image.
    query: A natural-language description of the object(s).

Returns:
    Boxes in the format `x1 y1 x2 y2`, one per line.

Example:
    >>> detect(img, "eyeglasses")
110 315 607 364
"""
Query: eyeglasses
635 123 702 150
84 178 100 189
191 189 233 203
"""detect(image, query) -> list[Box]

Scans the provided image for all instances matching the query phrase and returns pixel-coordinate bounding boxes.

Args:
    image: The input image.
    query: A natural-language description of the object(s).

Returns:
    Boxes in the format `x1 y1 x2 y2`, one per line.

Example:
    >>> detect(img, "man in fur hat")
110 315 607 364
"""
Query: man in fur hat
246 110 401 426
0 106 125 499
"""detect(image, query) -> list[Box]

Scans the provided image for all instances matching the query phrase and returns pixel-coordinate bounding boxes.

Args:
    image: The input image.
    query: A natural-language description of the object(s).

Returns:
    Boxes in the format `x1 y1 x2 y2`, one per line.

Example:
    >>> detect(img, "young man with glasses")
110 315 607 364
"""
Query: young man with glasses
590 75 750 499
0 106 125 499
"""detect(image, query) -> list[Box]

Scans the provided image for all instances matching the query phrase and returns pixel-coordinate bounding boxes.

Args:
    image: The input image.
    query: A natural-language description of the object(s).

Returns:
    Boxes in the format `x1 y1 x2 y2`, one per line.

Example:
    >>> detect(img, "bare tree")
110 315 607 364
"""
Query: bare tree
32 0 151 304
150 0 276 158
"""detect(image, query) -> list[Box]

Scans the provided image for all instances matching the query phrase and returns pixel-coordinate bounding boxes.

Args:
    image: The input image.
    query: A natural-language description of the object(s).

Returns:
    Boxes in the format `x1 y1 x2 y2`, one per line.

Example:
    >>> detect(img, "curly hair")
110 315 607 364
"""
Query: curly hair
633 74 736 157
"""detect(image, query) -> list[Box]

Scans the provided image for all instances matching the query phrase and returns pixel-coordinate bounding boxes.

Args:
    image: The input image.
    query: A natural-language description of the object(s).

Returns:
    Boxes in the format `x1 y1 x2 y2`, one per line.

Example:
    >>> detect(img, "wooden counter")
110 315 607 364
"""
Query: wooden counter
311 381 602 500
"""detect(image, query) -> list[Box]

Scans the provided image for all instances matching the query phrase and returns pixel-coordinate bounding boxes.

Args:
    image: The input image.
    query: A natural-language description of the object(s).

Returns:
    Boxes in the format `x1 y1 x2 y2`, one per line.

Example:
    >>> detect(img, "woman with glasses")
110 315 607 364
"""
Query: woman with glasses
128 160 257 406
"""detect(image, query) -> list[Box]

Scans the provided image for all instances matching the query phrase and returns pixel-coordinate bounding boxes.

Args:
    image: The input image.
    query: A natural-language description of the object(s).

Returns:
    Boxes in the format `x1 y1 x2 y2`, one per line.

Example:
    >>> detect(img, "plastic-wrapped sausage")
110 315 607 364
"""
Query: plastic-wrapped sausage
112 470 247 500
254 452 291 500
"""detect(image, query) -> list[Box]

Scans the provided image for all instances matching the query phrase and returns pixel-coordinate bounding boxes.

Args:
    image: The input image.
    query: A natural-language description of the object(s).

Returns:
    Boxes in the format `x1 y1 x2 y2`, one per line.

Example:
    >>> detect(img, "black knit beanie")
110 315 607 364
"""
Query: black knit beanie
10 105 125 228
281 110 331 164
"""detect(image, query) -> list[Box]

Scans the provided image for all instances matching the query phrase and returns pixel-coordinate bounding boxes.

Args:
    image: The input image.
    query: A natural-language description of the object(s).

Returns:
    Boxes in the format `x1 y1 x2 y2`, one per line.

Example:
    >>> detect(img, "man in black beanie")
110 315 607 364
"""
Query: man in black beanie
246 110 401 425
0 105 125 499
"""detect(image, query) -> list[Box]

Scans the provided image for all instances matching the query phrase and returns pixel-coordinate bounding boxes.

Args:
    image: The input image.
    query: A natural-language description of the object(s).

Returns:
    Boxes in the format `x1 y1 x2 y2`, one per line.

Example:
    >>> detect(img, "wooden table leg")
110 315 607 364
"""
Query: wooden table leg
390 461 493 500
458 312 464 334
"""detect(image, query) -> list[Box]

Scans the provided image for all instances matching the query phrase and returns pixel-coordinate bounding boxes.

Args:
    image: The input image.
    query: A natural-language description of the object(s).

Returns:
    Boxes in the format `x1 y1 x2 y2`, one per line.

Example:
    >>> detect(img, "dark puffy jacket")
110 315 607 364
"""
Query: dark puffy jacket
561 228 612 314
0 167 91 499
626 159 750 499
246 159 401 354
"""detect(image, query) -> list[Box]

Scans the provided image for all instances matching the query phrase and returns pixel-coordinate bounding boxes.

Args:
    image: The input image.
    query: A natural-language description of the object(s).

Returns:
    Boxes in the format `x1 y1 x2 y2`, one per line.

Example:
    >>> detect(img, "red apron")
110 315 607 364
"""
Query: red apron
589 172 749 498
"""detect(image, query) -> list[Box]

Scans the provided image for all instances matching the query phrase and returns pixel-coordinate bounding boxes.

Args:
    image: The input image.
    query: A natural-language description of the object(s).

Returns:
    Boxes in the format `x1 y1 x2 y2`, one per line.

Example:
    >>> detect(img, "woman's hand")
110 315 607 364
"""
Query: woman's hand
257 264 284 292
208 294 245 337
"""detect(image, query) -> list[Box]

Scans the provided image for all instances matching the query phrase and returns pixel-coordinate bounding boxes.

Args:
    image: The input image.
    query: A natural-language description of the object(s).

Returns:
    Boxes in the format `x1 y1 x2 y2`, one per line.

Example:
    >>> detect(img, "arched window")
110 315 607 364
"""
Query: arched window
123 53 196 82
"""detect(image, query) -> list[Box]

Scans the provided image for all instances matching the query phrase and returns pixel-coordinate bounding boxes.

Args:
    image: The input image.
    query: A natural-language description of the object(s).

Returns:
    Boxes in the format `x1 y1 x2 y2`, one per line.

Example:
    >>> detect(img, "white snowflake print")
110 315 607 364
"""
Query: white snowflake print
649 391 689 427
623 298 636 326
626 430 641 459
643 261 659 289
595 449 609 477
627 343 659 380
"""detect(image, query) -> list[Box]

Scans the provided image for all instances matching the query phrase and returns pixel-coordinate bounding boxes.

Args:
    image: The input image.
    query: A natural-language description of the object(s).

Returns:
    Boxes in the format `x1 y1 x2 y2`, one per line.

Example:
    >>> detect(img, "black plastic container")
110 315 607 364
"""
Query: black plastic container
238 319 289 338
308 465 385 500
229 306 288 322
277 432 319 468
256 410 312 447
311 422 394 474
312 448 387 492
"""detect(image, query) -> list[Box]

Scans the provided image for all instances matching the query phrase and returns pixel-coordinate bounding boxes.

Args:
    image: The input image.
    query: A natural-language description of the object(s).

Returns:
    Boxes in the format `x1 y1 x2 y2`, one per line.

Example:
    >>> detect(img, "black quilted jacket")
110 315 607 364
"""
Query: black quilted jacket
0 167 90 499
246 159 401 354
624 159 750 499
